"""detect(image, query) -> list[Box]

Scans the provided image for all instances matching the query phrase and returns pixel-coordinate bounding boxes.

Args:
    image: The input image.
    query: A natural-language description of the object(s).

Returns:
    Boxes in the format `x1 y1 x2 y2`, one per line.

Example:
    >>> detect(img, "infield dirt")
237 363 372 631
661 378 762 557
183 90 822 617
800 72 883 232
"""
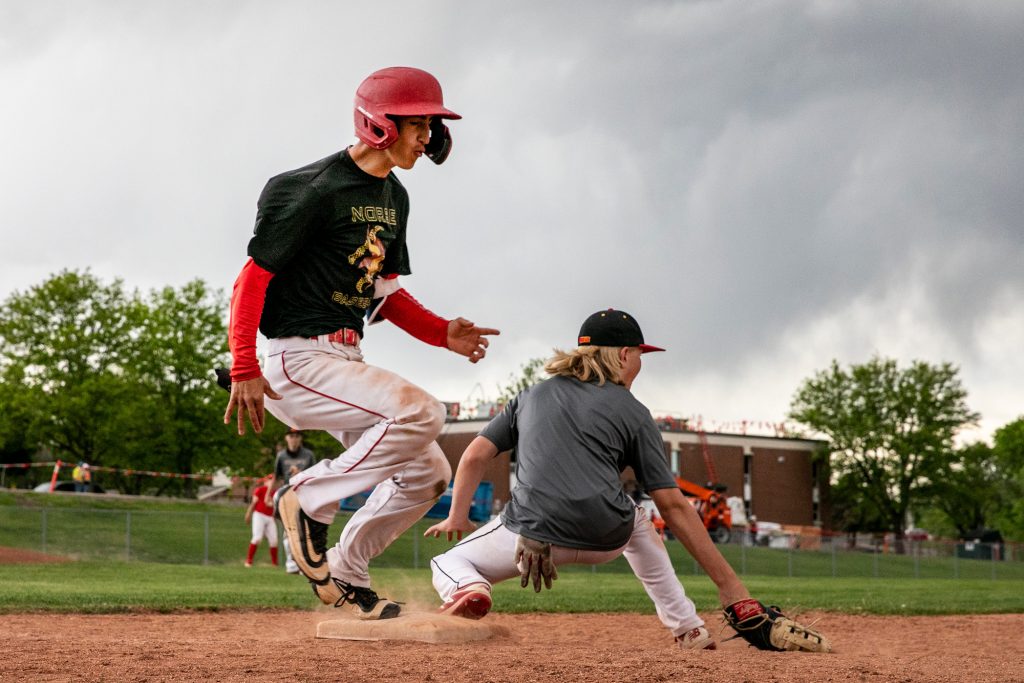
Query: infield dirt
2 610 1022 682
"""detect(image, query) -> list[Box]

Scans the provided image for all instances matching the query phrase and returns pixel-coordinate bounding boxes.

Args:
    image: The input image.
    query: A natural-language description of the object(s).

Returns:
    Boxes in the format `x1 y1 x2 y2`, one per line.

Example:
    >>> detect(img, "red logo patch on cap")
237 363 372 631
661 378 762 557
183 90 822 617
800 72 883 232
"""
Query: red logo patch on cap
578 336 591 344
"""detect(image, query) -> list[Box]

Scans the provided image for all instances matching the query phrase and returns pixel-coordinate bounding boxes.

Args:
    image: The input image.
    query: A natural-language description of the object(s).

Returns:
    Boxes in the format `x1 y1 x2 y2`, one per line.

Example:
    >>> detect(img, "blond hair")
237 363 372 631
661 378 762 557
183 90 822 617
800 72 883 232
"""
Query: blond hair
544 346 624 386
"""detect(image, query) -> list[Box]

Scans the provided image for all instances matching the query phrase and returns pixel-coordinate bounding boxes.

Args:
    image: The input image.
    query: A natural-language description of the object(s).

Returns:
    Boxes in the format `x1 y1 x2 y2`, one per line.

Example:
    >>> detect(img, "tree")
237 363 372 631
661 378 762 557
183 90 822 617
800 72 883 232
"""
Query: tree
0 270 269 495
922 442 1002 538
0 270 145 468
496 357 547 406
117 279 260 495
788 357 979 548
827 471 887 537
991 417 1024 540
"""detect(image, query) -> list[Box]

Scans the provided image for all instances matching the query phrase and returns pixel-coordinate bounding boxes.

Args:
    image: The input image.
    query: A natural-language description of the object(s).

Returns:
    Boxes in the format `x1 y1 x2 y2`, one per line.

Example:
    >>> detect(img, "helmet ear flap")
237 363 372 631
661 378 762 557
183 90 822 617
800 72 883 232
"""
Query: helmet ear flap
354 105 399 149
425 118 452 164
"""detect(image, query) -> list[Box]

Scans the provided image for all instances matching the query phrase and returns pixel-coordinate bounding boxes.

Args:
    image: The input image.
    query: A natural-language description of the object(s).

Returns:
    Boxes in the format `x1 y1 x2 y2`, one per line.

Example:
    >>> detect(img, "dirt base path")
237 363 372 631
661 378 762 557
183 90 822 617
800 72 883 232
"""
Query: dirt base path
3 610 1022 682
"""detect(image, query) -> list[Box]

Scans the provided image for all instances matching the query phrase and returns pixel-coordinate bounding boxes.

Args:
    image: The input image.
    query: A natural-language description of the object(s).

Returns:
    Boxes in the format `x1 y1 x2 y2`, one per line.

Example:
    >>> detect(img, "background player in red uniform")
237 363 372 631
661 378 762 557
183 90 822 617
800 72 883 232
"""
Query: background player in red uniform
223 66 498 620
244 476 278 568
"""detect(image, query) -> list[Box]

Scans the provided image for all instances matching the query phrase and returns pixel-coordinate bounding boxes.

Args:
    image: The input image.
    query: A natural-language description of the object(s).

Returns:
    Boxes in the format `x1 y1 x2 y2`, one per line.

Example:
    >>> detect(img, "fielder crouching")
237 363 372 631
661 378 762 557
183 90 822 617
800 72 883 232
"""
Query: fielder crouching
425 309 830 653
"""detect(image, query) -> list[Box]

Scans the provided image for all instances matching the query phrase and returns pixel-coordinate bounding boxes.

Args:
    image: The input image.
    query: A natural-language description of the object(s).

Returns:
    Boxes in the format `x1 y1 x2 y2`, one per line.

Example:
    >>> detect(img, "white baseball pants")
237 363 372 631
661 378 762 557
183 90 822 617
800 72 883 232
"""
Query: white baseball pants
431 507 704 637
263 335 451 587
250 511 278 546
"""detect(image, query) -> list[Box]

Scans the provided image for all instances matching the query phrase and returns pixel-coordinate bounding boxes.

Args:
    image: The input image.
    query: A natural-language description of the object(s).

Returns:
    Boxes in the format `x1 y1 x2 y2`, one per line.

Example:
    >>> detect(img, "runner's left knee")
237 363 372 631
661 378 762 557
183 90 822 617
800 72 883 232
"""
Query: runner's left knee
394 387 446 443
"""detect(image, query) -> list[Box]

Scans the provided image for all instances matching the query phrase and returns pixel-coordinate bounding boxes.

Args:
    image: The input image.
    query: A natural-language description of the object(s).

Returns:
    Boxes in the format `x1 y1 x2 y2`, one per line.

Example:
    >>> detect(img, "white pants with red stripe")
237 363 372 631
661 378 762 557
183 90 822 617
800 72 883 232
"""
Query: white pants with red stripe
250 510 278 546
264 335 451 587
430 507 704 637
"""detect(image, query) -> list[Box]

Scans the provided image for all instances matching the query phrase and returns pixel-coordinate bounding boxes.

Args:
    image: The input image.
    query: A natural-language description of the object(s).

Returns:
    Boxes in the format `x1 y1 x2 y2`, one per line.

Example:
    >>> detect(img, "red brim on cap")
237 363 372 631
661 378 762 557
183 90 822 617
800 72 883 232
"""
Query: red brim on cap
639 344 665 354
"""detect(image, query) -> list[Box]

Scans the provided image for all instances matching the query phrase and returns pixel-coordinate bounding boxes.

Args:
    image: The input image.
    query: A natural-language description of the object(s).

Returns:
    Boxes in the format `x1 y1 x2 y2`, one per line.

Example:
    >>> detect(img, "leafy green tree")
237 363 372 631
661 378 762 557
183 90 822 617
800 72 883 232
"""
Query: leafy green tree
827 471 887 537
992 417 1024 540
496 357 547 406
0 270 270 495
788 357 979 547
0 270 145 468
922 442 1002 538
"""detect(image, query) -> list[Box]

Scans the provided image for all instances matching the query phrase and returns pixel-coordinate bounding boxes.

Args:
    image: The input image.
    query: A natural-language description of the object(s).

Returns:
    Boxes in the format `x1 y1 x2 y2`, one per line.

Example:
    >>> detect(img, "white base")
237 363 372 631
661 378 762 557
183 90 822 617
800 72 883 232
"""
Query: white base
316 611 508 644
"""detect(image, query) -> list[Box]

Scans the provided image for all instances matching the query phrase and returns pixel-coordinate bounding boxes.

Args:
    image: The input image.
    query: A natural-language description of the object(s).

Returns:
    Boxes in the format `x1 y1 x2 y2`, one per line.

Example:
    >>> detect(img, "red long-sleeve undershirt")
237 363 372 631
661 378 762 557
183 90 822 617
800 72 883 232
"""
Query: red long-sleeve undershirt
228 259 274 382
228 261 449 382
376 288 449 348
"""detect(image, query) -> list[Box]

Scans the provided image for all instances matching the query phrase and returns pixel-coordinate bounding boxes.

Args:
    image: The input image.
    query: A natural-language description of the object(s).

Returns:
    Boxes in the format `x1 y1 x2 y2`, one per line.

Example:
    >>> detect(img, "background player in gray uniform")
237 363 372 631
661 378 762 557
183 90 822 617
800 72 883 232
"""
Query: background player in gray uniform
223 66 499 620
425 309 752 650
265 428 316 573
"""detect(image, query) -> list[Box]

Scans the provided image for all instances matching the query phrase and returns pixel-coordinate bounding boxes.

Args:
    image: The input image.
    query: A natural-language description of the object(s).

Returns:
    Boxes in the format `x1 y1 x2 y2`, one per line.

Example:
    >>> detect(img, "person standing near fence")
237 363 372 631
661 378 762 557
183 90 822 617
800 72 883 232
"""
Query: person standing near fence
244 476 279 567
72 462 91 493
264 429 315 574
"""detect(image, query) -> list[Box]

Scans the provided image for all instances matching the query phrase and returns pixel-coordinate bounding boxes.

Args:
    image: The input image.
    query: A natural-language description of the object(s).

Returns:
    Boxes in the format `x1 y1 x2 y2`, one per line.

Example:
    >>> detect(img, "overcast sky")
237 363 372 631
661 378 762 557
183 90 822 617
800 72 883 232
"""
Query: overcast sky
1 1 1021 443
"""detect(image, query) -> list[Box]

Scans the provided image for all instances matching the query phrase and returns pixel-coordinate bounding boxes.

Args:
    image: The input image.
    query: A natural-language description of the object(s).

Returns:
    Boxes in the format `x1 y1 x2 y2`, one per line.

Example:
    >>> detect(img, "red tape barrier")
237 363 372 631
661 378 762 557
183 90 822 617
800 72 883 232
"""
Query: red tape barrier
0 461 269 484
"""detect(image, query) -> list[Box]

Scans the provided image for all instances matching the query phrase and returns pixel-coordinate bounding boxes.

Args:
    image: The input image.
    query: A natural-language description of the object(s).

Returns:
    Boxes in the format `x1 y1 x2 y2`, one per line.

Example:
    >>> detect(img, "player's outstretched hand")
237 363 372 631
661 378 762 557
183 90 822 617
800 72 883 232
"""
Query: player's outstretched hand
223 376 282 435
424 516 477 542
447 317 500 364
515 535 558 592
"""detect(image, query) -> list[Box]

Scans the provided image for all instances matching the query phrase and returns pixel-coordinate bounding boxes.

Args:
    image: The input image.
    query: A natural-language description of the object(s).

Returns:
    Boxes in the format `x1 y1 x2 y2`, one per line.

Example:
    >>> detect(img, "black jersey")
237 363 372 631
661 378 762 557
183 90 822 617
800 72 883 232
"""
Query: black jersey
247 149 412 339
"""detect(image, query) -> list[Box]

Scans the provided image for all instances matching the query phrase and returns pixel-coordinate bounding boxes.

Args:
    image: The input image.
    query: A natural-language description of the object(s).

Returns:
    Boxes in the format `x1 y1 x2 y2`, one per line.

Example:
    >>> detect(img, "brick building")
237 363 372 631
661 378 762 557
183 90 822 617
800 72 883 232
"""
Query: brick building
436 419 829 529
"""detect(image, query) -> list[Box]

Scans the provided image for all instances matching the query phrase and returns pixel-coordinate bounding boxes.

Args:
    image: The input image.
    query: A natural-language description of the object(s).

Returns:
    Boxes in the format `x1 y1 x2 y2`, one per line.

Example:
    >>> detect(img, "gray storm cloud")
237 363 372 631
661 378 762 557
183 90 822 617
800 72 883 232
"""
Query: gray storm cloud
0 0 1020 440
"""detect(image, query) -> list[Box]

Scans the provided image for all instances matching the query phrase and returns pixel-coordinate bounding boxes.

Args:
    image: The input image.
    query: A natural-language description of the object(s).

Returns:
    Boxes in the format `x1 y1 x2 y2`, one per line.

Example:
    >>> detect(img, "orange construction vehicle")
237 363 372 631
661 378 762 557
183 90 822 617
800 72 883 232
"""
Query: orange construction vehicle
676 477 732 543
675 426 731 543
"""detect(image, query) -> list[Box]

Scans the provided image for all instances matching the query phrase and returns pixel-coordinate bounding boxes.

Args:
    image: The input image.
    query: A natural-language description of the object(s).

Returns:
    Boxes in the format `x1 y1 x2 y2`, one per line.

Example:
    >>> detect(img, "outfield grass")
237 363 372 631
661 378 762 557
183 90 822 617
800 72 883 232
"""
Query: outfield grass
3 491 1023 616
1 560 1022 615
4 493 1022 582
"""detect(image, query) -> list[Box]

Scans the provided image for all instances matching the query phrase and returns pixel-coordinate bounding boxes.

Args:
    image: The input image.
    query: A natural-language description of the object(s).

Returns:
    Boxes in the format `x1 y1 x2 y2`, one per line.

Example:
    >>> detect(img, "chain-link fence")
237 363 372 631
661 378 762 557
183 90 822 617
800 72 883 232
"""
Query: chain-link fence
2 505 1021 579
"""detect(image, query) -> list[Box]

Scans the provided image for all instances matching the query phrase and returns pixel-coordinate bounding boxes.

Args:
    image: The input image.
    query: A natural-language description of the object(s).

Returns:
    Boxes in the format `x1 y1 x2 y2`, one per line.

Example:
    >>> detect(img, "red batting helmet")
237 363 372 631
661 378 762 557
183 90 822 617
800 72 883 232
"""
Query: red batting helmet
353 67 461 163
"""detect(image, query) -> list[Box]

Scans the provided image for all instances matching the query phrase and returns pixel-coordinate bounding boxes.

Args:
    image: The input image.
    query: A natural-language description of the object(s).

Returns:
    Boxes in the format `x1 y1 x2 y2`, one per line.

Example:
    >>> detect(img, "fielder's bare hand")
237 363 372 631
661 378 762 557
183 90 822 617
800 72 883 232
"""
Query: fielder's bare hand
447 317 499 364
223 376 282 435
515 535 558 592
424 515 477 542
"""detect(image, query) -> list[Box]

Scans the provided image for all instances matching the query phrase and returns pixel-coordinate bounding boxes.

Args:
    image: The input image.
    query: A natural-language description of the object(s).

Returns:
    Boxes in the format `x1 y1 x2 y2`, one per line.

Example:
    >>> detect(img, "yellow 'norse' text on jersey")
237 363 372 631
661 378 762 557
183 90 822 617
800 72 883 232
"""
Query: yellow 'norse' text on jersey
351 206 397 226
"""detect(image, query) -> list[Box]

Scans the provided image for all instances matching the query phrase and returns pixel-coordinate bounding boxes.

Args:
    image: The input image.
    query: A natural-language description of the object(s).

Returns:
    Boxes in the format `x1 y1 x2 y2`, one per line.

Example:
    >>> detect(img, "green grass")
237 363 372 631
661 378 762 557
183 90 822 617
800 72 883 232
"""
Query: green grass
6 498 1022 581
3 491 1023 615
1 560 1022 615
0 560 319 612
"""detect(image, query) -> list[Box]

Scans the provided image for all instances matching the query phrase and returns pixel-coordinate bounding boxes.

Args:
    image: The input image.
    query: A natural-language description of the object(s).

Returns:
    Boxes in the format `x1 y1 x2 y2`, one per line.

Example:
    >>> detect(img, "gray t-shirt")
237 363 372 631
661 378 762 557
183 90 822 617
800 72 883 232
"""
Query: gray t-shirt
275 446 316 484
480 375 676 551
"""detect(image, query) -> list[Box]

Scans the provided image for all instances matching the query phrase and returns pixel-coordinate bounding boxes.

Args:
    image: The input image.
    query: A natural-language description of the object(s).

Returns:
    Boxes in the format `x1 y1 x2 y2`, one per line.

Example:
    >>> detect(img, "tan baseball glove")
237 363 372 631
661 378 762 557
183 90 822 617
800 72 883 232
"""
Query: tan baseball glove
723 598 831 653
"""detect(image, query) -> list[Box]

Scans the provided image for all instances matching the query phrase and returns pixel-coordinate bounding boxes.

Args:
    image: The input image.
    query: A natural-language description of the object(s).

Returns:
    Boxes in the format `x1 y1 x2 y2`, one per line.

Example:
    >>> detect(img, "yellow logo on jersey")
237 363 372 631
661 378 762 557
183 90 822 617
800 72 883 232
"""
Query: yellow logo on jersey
347 226 386 293
331 292 371 308
351 206 397 226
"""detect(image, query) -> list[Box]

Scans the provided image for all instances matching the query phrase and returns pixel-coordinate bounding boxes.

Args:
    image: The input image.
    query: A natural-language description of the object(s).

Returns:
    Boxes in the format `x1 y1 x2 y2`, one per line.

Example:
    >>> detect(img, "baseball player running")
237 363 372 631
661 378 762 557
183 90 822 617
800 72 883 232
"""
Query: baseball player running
426 310 830 652
223 66 498 620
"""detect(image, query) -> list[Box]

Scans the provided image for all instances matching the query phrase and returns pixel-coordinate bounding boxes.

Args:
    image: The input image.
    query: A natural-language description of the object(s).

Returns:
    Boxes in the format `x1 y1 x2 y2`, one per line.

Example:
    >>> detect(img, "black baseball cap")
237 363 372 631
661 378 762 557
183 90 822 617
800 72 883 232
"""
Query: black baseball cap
577 309 665 354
